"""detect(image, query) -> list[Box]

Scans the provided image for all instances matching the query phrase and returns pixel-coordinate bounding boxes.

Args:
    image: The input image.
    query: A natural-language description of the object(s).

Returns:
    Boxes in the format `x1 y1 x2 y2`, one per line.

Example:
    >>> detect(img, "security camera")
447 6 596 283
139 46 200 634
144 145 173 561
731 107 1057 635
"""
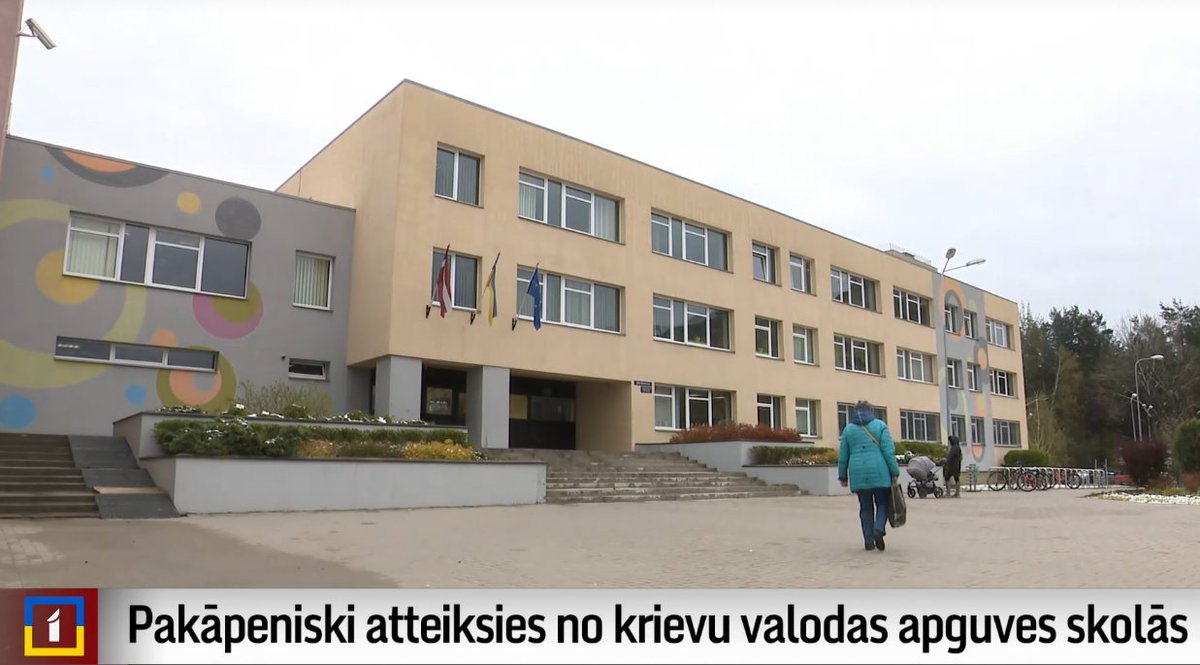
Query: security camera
22 18 56 50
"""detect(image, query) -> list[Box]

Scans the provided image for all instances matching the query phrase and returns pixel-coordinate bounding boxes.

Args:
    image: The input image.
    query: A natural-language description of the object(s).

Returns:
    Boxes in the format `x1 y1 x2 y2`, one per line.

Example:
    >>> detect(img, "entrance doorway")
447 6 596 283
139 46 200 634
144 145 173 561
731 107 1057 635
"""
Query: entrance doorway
421 366 467 427
509 375 575 449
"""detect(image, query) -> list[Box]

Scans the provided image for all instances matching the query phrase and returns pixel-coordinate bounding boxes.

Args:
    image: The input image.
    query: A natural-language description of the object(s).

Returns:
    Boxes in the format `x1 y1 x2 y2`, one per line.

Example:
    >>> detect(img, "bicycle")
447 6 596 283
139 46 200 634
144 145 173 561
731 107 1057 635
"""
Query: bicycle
987 466 1038 492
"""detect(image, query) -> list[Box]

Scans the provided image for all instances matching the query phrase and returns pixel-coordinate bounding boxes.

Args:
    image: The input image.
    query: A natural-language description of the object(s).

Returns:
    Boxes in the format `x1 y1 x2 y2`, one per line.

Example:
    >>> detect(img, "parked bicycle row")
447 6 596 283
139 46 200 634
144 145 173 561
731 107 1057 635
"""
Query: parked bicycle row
985 466 1110 492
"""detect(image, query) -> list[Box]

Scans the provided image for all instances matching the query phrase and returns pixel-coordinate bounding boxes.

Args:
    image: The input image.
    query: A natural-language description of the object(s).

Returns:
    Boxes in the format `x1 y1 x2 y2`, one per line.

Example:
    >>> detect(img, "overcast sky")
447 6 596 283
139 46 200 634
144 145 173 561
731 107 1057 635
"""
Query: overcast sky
13 1 1199 325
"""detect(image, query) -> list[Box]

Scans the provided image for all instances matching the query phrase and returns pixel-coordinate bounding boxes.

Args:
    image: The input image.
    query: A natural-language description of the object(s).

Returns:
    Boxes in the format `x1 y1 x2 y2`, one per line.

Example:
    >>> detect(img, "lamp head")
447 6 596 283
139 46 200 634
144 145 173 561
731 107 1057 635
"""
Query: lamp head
1150 354 1164 361
944 247 957 260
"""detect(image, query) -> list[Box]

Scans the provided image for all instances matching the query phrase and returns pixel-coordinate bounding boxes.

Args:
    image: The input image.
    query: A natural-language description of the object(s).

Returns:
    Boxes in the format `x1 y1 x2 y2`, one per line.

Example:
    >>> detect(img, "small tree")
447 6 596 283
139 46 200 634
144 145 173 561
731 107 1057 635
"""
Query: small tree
1173 419 1200 473
1115 439 1168 487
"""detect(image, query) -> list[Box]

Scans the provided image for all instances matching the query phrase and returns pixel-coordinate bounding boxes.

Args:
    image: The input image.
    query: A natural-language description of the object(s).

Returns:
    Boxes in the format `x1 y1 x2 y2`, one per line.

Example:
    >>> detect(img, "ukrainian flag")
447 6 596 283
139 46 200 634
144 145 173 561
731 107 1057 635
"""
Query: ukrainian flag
484 252 499 325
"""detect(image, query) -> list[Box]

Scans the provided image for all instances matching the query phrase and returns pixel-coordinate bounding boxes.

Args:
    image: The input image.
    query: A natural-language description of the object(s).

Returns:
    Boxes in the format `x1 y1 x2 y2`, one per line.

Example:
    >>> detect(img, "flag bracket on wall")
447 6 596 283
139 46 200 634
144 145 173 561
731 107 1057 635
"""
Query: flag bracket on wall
424 304 432 318
470 310 478 324
511 316 518 330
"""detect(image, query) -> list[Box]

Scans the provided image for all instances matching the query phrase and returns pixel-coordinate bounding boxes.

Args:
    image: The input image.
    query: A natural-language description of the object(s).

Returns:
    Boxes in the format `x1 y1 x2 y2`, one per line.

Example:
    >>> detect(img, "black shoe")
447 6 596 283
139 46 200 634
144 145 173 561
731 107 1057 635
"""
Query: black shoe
873 530 886 551
865 542 875 551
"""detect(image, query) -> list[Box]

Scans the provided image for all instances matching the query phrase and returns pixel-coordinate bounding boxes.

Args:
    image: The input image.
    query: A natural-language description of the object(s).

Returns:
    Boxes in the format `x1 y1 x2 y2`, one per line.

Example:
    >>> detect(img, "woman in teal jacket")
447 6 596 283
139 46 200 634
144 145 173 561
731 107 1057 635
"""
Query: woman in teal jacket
837 400 900 551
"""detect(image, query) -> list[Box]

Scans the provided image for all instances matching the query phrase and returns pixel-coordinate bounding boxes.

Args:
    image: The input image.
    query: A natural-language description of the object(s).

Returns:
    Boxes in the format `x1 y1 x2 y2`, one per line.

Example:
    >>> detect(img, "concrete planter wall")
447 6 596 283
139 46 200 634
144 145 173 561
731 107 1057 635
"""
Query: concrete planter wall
113 412 469 462
635 440 814 471
744 464 849 496
140 456 546 514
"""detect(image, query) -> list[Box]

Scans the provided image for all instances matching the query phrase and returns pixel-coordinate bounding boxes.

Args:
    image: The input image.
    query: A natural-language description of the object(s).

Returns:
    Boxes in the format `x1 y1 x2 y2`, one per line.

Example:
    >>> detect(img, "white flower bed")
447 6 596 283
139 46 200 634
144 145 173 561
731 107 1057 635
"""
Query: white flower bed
1101 492 1200 505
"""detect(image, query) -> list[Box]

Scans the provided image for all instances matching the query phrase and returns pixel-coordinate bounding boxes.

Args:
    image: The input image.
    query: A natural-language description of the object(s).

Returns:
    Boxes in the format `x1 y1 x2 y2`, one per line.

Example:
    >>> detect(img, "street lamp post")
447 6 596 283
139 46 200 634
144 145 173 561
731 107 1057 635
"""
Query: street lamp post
1128 393 1138 440
1133 354 1164 440
940 248 986 450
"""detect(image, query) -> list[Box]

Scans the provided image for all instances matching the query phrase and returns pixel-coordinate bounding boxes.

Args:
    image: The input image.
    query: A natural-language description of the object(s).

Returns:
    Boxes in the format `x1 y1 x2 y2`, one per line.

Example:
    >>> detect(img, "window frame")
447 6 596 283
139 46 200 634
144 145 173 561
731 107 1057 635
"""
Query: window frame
754 316 782 359
994 419 1021 447
986 318 1012 348
434 146 481 206
896 348 932 383
893 287 932 326
652 296 730 351
64 213 250 299
900 409 940 442
950 414 966 441
964 311 978 339
517 171 620 243
970 416 986 444
756 394 783 428
989 368 1017 398
54 336 217 372
947 358 963 389
287 358 329 381
650 212 728 271
751 242 777 284
792 325 817 365
837 402 888 431
834 334 883 375
517 267 622 334
789 254 813 294
944 303 961 333
430 250 480 311
293 251 334 311
966 362 982 392
794 398 819 437
830 267 878 310
653 384 732 431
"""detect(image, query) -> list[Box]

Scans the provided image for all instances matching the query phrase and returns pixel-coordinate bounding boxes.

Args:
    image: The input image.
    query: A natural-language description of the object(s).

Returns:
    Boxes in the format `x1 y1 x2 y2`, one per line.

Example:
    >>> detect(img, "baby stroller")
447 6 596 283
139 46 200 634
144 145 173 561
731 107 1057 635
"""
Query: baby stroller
907 455 944 499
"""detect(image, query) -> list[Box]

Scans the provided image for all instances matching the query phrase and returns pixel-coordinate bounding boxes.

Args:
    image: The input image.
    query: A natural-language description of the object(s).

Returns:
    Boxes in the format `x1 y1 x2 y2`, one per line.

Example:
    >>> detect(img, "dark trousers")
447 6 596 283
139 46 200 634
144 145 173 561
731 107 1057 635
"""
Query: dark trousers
856 487 890 545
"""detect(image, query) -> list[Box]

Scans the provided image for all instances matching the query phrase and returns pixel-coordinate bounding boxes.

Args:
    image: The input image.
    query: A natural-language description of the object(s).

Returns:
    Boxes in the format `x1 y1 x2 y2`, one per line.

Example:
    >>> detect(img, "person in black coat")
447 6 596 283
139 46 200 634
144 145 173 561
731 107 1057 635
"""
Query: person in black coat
945 434 964 497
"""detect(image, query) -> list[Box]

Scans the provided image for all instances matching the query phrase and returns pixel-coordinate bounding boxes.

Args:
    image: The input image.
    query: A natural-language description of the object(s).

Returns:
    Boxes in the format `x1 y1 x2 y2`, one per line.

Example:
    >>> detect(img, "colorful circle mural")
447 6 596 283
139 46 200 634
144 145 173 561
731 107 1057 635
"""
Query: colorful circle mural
36 249 99 305
0 395 36 429
193 283 263 339
215 196 261 240
177 191 202 215
47 147 167 188
40 166 55 182
156 350 237 411
125 384 147 405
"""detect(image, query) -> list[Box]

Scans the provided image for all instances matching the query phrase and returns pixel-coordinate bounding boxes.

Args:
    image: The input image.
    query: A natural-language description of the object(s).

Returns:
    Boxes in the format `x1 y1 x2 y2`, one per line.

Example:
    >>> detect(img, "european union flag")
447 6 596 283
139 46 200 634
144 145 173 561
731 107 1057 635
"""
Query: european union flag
526 265 542 330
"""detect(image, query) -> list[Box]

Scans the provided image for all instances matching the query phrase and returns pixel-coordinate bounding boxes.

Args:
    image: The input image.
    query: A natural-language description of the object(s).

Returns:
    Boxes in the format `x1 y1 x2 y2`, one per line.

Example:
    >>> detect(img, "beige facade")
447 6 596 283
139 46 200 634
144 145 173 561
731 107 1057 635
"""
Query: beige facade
279 81 1026 465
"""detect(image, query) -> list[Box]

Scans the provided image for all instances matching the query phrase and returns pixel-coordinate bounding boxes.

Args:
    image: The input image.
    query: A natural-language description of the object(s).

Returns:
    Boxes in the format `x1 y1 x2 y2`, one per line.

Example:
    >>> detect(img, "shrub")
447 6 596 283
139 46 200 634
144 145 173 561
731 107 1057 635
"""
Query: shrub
750 446 838 465
295 439 337 458
238 380 334 418
335 439 405 458
401 441 476 461
1180 472 1200 492
1173 419 1200 473
1116 439 1168 487
1002 449 1052 467
670 423 805 444
154 418 469 458
894 441 948 459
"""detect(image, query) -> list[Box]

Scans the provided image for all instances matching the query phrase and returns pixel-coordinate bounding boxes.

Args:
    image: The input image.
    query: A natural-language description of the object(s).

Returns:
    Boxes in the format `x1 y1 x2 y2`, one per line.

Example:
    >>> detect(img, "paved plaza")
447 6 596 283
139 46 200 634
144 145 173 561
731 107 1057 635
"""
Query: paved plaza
1 490 1197 589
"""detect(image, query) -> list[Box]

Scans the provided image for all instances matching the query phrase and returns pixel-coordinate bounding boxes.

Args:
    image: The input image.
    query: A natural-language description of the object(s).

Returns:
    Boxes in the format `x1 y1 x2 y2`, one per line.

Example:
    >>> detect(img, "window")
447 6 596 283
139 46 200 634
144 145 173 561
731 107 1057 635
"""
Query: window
950 415 966 441
755 317 781 358
650 212 728 270
795 399 819 437
751 242 777 284
652 297 730 350
966 363 981 392
830 268 878 310
944 303 960 333
757 394 783 428
65 213 249 298
896 348 933 383
430 250 479 310
654 384 732 430
893 288 932 326
789 255 812 293
964 311 978 339
55 336 216 371
989 368 1018 397
947 359 963 389
834 334 882 375
986 318 1012 348
994 419 1021 447
434 147 480 205
518 172 619 242
517 267 620 332
288 359 328 381
837 403 888 432
294 252 332 309
792 325 817 365
900 410 940 442
970 416 985 444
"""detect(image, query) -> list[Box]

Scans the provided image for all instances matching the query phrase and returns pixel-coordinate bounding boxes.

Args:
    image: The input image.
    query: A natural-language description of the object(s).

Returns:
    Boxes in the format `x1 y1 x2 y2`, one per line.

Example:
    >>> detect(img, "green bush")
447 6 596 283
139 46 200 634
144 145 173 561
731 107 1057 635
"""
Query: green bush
1002 449 1051 467
237 380 334 418
670 423 805 444
894 441 948 458
1173 419 1200 473
750 445 838 465
153 418 469 458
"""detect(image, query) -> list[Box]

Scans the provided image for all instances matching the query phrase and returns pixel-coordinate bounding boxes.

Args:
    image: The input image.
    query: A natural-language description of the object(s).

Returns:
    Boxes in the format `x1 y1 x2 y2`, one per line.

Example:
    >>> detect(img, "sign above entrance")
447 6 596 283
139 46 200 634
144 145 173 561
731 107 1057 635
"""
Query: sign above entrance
633 381 652 394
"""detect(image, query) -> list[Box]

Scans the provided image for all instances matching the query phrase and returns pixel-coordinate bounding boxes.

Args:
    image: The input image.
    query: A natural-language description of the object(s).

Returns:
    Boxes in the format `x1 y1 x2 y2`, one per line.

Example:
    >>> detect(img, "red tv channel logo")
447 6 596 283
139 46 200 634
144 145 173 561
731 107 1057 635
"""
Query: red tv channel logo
25 596 85 656
1 589 98 664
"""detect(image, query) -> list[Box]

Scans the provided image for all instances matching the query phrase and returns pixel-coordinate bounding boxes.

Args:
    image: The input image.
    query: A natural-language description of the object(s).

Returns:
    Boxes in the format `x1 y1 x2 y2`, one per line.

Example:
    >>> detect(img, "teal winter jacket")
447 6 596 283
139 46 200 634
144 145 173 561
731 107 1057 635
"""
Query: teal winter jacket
837 416 900 492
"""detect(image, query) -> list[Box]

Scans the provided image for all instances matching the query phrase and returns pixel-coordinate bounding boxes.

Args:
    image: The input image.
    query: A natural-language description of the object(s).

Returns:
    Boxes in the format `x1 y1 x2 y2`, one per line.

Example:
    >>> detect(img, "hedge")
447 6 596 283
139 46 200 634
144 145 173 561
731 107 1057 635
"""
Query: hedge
894 441 948 458
1173 419 1200 473
669 423 805 444
750 445 839 465
1001 449 1051 467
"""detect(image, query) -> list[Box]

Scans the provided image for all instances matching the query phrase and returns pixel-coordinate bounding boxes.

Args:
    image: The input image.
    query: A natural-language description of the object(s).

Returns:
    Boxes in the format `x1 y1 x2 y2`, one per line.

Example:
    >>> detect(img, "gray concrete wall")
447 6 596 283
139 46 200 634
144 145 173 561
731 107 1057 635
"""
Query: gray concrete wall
142 456 547 513
637 440 814 472
0 137 356 435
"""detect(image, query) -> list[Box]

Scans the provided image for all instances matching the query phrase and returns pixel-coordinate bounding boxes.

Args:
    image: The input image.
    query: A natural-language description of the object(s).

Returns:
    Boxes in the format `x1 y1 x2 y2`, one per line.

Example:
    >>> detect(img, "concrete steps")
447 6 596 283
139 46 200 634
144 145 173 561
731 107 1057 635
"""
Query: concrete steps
489 449 800 503
0 434 98 518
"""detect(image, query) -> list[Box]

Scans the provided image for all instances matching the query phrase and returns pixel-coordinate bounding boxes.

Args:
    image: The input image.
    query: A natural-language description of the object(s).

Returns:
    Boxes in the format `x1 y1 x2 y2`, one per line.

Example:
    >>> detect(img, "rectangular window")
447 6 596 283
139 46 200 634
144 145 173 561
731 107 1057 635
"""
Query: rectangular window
294 252 333 309
964 311 978 339
896 348 933 383
792 325 816 365
944 304 961 333
650 212 728 270
794 399 819 437
893 288 932 326
754 317 781 358
757 394 783 428
288 359 329 381
947 359 963 389
900 410 940 442
652 296 730 350
987 318 1012 348
830 268 878 310
65 213 248 297
994 419 1021 447
653 384 732 430
434 147 481 205
517 267 620 333
431 250 479 310
837 403 888 432
789 254 812 293
55 336 216 371
989 368 1018 397
950 415 966 441
833 334 882 375
970 416 985 444
517 171 618 242
967 363 981 392
751 242 777 284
